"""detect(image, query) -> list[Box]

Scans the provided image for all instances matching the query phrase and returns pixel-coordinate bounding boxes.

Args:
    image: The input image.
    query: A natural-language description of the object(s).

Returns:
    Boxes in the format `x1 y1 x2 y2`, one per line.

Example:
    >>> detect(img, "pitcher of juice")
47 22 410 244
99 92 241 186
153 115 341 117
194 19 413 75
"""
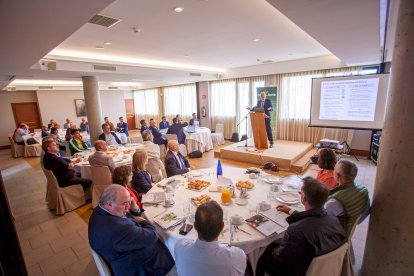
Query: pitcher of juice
221 188 232 204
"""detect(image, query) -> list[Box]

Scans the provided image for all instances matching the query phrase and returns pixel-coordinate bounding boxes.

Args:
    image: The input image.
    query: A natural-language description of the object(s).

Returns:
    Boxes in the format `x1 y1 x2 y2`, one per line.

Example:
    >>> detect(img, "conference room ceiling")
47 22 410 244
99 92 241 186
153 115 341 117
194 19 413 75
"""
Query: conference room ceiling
1 0 393 90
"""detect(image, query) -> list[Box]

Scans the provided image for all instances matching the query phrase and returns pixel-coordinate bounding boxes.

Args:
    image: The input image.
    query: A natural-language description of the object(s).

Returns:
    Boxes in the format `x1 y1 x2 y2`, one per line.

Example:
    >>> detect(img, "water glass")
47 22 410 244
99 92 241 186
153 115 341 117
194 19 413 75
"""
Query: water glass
267 191 275 201
248 203 257 216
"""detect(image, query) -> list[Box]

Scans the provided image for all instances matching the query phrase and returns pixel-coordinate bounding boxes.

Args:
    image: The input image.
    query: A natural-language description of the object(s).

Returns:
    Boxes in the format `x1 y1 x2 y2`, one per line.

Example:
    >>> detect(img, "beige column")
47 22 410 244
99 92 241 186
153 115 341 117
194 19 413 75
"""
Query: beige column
82 76 102 144
362 0 414 274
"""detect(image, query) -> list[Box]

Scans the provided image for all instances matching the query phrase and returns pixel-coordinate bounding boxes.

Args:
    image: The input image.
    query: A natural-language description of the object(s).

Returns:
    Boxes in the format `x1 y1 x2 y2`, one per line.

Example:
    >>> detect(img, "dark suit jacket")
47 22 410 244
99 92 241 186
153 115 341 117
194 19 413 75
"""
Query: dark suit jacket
116 122 129 136
131 170 153 193
159 121 169 130
88 206 174 276
165 150 190 177
141 125 149 134
189 118 200 126
43 152 75 186
272 208 346 275
149 126 167 145
166 123 186 144
256 99 273 117
98 132 122 145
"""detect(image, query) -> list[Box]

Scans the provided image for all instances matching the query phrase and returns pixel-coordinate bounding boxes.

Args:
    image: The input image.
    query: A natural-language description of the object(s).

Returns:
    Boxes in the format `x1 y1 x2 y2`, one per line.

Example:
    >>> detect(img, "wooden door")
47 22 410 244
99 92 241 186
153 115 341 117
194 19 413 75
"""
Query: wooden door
125 99 136 129
11 102 42 132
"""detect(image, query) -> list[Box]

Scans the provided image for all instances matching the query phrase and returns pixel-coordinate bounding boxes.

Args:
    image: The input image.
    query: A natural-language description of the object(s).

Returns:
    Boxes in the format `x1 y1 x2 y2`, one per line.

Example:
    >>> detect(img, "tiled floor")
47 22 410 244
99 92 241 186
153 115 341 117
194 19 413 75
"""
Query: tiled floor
0 144 376 275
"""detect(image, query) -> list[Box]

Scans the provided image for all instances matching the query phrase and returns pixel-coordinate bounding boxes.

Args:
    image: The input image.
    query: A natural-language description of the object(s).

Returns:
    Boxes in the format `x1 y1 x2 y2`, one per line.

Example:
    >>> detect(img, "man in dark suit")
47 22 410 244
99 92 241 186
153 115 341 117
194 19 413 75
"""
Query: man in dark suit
98 123 122 145
116 116 129 137
140 119 149 134
149 119 167 146
189 113 200 126
165 140 190 177
254 92 274 147
159 116 170 130
256 177 346 276
88 184 175 276
166 118 186 144
42 139 91 190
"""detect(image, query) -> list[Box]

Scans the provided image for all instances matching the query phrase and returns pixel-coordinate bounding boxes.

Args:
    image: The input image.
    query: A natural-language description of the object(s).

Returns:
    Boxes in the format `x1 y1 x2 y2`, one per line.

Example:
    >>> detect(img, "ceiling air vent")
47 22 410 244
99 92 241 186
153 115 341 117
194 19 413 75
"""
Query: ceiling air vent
7 86 16 91
189 72 201 77
261 60 274 64
88 14 121 28
108 86 118 89
38 86 53 89
93 64 117 71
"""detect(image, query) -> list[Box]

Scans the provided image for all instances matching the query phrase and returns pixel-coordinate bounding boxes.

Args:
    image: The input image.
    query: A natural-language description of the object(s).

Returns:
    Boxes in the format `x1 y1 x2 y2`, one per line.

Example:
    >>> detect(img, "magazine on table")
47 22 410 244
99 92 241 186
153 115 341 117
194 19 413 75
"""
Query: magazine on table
245 209 290 236
153 212 184 229
141 192 166 203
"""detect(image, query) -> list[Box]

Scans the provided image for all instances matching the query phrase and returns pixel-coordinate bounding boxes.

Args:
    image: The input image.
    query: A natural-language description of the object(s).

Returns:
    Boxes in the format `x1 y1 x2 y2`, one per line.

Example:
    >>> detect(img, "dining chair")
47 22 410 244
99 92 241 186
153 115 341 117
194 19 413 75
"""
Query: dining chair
146 158 164 183
165 134 187 156
91 165 112 208
90 248 112 276
305 242 349 276
8 135 24 158
23 136 42 157
347 214 364 266
43 169 86 215
129 135 143 144
211 123 225 146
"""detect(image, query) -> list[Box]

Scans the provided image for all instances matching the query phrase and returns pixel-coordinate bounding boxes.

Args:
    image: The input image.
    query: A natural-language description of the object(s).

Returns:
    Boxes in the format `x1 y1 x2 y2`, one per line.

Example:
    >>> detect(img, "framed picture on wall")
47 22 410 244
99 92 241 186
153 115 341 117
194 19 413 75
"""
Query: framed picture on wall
74 99 87 117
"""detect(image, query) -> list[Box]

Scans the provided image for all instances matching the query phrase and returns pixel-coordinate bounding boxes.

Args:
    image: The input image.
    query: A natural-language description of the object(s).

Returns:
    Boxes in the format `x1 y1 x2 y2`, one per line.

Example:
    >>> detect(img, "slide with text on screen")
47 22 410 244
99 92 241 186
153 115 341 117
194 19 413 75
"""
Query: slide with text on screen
310 74 390 130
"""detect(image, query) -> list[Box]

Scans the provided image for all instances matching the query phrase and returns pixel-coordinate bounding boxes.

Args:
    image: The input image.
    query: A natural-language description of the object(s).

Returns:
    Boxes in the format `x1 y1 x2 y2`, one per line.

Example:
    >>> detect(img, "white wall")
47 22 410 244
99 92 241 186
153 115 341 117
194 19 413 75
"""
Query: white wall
100 90 127 124
351 130 372 151
0 91 38 147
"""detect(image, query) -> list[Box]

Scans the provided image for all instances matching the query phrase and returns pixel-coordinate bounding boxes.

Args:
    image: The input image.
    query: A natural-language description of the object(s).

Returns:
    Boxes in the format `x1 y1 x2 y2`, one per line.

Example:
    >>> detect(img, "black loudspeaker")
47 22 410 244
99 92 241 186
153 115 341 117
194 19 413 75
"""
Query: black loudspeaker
240 134 247 141
231 132 239 142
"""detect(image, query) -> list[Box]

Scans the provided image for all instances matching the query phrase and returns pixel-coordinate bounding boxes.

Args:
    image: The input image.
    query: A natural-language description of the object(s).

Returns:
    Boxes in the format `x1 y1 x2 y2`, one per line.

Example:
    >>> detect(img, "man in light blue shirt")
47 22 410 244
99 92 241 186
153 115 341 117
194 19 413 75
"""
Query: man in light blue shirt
174 201 246 276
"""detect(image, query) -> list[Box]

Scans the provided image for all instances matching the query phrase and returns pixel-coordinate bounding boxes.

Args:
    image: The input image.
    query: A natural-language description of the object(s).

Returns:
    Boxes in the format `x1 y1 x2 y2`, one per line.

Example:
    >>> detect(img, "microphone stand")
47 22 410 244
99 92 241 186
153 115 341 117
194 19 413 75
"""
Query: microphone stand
237 111 254 149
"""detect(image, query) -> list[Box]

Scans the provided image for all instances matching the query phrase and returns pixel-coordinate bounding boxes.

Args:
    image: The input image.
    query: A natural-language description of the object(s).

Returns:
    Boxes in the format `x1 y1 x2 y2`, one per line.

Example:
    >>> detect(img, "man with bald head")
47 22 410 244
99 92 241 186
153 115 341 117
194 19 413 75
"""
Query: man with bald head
88 140 116 172
165 139 190 177
88 184 174 275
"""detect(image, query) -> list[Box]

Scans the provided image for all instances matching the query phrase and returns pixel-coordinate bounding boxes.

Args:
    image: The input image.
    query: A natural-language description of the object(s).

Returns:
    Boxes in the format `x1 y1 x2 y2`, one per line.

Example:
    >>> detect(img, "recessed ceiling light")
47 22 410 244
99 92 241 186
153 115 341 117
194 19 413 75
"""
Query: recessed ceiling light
95 46 105 50
174 7 184 13
132 27 141 33
253 38 261 42
104 41 111 45
288 53 293 56
184 55 190 58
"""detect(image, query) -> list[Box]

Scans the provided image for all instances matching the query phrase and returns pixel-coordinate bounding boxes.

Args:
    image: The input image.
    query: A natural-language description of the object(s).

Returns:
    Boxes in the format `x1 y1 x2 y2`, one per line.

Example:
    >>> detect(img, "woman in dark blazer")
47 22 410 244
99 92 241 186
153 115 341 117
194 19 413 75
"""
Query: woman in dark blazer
131 150 153 193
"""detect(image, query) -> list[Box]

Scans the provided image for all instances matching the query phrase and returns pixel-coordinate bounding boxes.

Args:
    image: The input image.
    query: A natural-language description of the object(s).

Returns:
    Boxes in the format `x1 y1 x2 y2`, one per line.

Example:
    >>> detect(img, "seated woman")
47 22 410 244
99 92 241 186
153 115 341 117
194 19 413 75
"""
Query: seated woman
131 150 153 194
112 165 143 216
50 128 66 152
68 129 88 156
316 148 337 189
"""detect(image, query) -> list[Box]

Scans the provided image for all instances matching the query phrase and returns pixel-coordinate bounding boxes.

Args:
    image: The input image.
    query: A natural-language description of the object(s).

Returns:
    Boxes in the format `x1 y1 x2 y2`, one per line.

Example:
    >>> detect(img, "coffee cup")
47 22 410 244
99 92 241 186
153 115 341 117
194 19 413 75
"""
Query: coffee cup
270 184 279 192
249 173 258 179
230 214 244 225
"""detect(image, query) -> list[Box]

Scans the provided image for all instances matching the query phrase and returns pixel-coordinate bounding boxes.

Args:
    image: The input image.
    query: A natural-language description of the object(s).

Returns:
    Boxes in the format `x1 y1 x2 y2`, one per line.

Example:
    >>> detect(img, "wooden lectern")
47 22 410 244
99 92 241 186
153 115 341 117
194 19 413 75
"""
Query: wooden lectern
250 112 268 149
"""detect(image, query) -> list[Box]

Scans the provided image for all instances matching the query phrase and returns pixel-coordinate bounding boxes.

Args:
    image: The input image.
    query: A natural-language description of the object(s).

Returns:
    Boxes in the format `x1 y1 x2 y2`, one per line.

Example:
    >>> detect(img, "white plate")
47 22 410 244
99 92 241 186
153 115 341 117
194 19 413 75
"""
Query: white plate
235 198 248 206
263 176 283 184
188 171 203 177
230 217 245 226
275 192 300 205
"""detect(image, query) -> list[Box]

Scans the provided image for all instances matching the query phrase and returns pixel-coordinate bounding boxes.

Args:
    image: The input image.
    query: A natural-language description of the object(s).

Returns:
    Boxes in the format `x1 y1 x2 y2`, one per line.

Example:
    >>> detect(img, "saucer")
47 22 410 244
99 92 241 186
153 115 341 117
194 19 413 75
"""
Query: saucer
230 216 245 226
220 200 233 206
163 200 175 208
235 198 248 206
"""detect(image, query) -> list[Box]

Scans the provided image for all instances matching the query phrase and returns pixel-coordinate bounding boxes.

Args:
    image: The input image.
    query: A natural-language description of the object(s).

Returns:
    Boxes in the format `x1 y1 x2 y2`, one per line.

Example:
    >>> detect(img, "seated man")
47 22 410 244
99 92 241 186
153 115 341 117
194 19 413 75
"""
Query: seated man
116 116 129 137
189 113 200 126
327 159 370 237
79 117 89 132
176 114 188 127
68 129 88 155
14 123 31 145
166 118 186 144
42 139 91 190
140 119 149 134
104 116 116 131
175 201 246 276
149 119 167 146
63 118 72 129
87 140 116 172
159 116 170 130
141 130 163 162
98 123 122 146
88 184 175 275
256 177 346 276
41 124 50 138
165 140 190 177
47 119 55 129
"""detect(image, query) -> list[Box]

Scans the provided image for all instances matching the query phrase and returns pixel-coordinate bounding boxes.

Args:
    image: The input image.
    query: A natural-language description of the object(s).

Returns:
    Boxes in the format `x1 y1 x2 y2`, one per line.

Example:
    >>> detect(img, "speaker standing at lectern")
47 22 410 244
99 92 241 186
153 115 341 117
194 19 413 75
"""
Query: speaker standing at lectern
247 92 274 147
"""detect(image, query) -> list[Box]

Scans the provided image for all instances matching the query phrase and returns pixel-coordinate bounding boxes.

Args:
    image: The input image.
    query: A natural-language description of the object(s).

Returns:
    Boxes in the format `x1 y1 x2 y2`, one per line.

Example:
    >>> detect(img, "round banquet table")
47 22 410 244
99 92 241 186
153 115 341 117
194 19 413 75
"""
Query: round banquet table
183 127 213 153
74 144 141 179
143 167 304 273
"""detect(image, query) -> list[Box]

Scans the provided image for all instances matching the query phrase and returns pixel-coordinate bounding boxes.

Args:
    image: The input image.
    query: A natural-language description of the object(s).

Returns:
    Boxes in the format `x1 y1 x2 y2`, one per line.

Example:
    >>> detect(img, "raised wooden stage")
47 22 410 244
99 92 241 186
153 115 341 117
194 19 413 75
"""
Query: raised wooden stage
219 139 317 173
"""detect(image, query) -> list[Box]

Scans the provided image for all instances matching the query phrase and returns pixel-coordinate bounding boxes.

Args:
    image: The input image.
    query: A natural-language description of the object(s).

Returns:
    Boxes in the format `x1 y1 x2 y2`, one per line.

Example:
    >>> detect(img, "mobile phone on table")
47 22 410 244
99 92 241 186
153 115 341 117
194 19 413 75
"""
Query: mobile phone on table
179 223 193 235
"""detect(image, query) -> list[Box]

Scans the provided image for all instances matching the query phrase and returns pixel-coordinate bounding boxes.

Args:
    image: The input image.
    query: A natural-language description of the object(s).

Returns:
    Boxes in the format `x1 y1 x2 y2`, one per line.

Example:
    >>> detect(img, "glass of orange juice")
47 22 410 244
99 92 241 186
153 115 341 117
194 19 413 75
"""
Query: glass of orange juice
221 188 232 204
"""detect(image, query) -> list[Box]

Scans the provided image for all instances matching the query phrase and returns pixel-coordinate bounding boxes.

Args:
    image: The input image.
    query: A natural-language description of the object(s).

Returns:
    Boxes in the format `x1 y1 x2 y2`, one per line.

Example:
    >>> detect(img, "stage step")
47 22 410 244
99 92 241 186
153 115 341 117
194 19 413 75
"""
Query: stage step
291 147 318 173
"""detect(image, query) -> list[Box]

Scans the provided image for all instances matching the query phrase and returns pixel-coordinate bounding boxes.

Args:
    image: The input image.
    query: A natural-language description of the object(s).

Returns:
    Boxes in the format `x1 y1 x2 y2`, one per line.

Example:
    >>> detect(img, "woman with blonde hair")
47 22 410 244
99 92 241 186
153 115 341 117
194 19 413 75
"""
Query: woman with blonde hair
316 148 337 189
131 150 153 193
112 165 143 214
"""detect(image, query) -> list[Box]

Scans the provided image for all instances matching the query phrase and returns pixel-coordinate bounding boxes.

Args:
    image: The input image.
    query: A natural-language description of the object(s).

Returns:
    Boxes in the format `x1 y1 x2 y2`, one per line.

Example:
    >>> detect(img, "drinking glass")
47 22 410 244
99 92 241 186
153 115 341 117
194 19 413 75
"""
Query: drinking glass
267 191 275 201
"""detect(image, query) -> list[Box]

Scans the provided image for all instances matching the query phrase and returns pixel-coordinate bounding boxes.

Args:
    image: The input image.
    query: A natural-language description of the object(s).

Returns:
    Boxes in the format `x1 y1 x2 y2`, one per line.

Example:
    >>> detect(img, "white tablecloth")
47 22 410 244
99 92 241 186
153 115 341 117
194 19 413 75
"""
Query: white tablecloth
74 144 140 179
184 127 213 153
144 168 304 272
